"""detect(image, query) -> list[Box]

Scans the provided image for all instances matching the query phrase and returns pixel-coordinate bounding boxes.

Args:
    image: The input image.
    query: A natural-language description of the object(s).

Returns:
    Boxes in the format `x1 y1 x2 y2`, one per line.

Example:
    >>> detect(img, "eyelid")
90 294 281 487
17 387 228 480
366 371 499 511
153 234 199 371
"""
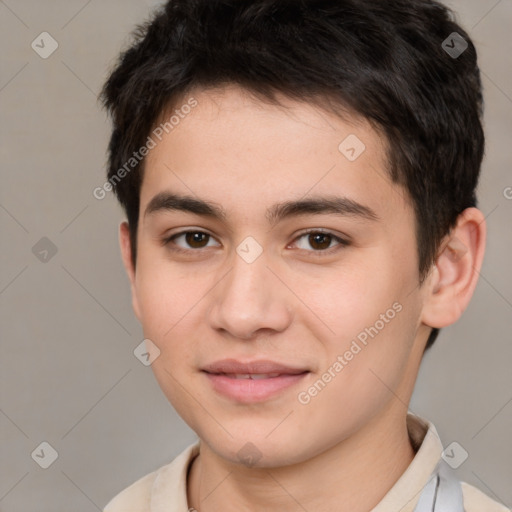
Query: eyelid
290 228 350 254
161 228 350 255
161 229 220 251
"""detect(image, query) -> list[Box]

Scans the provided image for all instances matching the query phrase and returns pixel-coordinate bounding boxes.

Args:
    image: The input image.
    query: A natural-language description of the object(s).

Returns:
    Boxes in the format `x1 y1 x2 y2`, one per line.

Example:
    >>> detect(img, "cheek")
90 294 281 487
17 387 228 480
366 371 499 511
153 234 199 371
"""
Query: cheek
293 302 418 450
134 257 206 371
135 255 201 336
299 255 400 337
303 252 419 388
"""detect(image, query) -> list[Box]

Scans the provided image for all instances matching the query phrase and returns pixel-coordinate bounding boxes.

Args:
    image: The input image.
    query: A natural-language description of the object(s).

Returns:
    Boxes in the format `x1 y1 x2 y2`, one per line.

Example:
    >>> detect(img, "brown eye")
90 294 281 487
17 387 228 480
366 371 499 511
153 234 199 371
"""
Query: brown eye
293 230 349 255
183 232 210 248
162 231 219 253
307 232 333 250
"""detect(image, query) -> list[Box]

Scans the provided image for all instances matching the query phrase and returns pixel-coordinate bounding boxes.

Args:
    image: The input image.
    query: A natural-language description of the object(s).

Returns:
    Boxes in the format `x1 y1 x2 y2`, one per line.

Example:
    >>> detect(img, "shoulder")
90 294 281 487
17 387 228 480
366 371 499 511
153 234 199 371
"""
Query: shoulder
103 442 200 512
103 468 158 512
462 481 511 512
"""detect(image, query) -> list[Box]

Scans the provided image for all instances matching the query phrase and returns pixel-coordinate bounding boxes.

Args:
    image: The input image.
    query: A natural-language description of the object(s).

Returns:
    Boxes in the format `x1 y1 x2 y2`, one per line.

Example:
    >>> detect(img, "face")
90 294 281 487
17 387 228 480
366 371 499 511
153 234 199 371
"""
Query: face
123 84 431 467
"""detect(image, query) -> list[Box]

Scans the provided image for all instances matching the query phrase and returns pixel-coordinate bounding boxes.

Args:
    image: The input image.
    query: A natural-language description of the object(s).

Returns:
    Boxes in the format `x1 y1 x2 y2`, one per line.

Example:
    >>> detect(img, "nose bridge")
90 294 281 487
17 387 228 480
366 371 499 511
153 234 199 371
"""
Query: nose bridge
207 246 293 339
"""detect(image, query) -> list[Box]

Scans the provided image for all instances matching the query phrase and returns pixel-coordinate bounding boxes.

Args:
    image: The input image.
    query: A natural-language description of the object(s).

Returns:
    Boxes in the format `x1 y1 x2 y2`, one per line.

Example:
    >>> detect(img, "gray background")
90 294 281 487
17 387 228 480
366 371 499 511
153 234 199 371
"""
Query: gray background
0 0 511 510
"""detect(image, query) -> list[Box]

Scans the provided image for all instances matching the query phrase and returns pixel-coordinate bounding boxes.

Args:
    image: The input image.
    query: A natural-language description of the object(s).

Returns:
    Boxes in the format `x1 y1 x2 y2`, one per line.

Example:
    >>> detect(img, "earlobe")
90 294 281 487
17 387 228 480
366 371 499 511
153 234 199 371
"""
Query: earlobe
421 207 486 330
119 221 142 322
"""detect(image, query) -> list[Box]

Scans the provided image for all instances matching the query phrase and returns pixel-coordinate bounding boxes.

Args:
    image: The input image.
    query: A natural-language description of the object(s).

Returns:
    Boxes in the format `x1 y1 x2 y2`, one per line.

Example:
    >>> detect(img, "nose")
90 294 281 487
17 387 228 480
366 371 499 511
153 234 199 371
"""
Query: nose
206 251 294 341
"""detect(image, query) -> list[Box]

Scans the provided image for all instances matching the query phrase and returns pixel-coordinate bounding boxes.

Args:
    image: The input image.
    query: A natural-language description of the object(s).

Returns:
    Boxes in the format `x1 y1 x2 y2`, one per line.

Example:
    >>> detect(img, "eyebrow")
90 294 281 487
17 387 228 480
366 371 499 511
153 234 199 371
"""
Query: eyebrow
143 192 379 226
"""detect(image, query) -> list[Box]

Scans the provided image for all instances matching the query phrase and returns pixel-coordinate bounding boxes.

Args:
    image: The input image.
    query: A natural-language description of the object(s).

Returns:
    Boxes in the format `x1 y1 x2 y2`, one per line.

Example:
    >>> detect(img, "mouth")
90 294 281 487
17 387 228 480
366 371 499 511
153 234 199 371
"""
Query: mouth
201 359 310 402
212 373 288 379
202 358 308 375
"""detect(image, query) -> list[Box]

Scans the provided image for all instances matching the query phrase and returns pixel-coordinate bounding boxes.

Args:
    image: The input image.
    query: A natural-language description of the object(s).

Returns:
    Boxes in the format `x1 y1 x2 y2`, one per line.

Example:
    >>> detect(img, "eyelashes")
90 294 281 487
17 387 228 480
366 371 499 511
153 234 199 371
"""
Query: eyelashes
161 228 350 257
289 229 350 254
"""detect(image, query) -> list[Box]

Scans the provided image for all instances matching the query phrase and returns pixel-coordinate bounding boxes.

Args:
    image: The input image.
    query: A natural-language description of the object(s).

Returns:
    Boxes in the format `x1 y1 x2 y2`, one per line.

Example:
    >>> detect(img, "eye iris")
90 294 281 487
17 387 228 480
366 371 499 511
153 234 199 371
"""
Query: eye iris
186 232 208 248
178 232 336 251
309 233 331 250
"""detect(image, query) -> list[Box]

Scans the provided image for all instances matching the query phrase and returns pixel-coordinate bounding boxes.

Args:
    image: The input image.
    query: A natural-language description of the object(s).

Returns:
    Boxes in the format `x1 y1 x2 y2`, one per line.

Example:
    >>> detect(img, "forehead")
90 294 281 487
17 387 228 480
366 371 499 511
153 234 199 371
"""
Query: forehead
140 84 408 225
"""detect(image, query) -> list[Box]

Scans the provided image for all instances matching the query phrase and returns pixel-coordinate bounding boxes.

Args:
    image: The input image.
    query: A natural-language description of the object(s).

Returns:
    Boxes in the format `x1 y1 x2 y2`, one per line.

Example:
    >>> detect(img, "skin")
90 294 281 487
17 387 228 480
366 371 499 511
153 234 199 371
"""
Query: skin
119 84 486 511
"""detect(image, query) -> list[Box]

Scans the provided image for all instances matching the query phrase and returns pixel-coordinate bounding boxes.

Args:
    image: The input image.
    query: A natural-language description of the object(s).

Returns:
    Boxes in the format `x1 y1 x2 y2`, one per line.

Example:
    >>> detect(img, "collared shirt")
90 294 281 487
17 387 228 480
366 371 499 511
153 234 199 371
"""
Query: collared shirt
103 413 509 512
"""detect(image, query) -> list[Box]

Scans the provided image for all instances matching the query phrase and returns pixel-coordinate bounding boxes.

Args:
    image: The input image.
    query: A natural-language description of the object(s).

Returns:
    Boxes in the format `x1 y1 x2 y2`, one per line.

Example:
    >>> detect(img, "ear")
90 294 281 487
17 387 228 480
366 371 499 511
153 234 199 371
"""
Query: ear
420 207 486 329
119 221 142 322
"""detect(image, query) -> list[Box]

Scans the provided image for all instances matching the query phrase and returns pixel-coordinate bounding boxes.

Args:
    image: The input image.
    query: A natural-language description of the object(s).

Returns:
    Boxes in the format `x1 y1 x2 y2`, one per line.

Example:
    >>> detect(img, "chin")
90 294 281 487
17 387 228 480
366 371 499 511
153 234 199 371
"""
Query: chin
201 430 315 469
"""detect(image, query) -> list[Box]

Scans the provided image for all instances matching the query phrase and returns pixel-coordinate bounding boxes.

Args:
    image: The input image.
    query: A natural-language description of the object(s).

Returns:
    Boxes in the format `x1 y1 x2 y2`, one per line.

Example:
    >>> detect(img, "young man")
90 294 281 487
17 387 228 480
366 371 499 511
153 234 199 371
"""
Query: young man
100 1 508 510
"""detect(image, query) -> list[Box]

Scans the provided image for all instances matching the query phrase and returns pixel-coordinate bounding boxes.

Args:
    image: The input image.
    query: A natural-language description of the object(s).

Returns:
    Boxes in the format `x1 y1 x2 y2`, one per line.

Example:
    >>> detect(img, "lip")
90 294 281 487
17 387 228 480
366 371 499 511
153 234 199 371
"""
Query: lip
201 359 310 403
202 358 308 375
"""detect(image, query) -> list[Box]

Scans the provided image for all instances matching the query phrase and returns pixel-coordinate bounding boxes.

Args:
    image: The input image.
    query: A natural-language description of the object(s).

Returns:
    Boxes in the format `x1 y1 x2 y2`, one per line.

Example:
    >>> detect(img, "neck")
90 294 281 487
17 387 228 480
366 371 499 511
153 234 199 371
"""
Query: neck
187 408 416 512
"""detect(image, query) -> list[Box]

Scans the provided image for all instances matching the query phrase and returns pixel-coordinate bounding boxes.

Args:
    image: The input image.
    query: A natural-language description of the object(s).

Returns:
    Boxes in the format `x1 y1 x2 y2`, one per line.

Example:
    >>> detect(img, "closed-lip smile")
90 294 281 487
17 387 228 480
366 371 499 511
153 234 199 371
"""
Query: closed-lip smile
201 359 310 402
